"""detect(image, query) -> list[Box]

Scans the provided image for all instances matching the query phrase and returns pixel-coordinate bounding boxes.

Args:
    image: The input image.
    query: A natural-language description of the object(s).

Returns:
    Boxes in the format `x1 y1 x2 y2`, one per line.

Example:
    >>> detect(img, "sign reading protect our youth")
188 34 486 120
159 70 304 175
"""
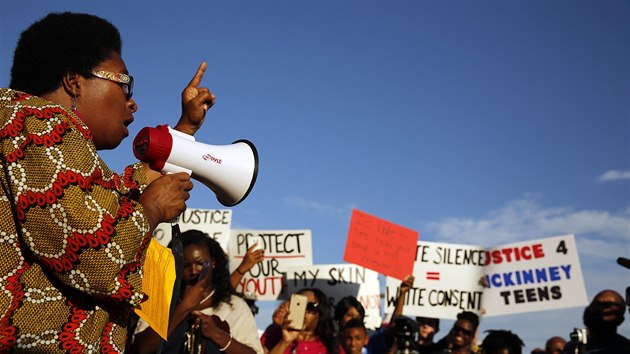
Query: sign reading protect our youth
344 209 419 280
482 234 587 316
153 208 232 251
284 264 383 330
385 241 486 319
229 229 313 301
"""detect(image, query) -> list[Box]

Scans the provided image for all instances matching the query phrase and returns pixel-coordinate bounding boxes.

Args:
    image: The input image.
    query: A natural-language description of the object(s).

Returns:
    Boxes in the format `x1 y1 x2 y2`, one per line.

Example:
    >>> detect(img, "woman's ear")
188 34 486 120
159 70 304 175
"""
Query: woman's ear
61 71 82 97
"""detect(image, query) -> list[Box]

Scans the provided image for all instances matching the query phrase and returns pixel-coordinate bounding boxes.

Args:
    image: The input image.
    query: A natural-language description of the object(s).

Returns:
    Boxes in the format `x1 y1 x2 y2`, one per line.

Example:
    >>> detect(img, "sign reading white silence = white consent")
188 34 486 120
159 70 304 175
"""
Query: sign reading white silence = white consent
385 241 485 319
385 235 587 319
283 264 382 330
153 208 232 251
228 229 313 301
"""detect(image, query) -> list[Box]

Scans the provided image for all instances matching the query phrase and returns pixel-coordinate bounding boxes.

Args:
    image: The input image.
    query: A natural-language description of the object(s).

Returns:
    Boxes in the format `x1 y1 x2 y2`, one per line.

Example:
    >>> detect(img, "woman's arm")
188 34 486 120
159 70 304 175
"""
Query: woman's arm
230 243 264 289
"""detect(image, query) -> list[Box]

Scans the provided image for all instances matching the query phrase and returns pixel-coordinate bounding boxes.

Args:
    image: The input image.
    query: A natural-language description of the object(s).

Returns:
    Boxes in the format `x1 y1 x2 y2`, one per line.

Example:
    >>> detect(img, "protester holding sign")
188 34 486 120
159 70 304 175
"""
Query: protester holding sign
367 275 415 354
132 230 263 354
231 242 265 290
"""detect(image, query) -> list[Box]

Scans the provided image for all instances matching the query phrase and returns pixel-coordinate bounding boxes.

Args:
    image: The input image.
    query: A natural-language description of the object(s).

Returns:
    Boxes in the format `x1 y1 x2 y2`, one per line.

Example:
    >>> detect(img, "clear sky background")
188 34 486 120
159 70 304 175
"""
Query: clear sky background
1 0 628 351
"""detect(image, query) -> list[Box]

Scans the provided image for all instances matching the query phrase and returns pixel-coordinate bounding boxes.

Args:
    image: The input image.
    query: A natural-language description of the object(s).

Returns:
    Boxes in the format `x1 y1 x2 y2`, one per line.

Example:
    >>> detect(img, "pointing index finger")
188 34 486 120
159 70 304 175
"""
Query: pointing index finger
187 61 207 88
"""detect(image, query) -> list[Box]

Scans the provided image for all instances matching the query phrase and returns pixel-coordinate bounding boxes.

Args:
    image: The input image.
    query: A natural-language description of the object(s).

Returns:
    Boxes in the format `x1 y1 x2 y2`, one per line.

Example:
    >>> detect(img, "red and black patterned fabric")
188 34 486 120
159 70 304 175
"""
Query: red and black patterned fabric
0 88 152 353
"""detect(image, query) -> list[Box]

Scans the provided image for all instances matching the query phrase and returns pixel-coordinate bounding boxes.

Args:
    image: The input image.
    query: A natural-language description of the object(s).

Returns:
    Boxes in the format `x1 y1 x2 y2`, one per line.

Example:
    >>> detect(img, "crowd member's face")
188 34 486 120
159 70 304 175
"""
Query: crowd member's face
78 52 137 150
417 319 437 341
448 319 474 348
301 290 320 332
545 338 566 354
272 301 289 326
343 327 368 354
182 244 212 286
341 306 362 328
593 290 625 323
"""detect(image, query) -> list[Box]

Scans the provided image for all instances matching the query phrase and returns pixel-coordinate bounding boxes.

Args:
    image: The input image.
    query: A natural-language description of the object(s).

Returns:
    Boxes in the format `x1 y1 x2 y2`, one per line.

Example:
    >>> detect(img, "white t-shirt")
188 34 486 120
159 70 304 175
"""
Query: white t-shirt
135 294 264 354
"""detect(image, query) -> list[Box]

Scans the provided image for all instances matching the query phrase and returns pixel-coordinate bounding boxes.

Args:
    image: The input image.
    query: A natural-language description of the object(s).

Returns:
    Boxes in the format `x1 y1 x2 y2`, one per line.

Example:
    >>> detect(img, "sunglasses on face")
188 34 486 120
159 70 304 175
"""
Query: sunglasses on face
452 325 473 336
306 301 319 314
596 301 622 309
88 70 134 100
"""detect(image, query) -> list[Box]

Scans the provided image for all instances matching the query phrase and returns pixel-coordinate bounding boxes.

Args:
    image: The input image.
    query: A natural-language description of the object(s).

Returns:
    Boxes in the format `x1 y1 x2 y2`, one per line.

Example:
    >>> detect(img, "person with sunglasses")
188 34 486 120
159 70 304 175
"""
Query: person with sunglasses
419 311 479 354
561 289 629 354
270 288 343 354
0 12 213 352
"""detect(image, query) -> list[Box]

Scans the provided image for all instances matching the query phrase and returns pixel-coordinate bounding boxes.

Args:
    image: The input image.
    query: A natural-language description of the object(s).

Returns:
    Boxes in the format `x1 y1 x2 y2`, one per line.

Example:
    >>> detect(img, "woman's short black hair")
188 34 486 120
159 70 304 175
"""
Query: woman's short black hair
334 296 366 325
179 229 234 308
10 12 122 96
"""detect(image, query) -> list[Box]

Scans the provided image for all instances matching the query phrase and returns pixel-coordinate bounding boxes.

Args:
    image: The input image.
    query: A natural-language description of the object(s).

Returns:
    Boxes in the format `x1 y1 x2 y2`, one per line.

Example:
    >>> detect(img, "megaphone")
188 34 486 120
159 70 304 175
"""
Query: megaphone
133 125 258 206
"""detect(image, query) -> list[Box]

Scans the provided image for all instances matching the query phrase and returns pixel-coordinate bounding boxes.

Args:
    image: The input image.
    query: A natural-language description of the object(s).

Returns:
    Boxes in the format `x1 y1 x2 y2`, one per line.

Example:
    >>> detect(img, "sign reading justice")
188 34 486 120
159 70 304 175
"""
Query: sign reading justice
343 209 418 280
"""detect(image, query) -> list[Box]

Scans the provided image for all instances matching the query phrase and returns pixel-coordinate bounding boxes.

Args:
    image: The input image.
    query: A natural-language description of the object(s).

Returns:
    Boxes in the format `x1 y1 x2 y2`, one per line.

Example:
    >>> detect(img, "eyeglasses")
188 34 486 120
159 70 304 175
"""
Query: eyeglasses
306 302 319 314
452 325 473 336
89 70 134 100
596 301 622 309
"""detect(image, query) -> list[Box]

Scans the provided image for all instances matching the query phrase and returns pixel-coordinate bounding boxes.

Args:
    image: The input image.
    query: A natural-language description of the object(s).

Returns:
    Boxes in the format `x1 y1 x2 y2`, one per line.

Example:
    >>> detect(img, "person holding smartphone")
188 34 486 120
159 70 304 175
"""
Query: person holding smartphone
132 230 264 354
269 288 342 354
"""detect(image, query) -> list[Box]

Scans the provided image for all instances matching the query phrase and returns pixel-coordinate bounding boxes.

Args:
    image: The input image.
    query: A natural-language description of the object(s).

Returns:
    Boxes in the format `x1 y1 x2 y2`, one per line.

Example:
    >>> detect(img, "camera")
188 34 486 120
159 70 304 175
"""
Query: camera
394 316 419 354
569 328 588 345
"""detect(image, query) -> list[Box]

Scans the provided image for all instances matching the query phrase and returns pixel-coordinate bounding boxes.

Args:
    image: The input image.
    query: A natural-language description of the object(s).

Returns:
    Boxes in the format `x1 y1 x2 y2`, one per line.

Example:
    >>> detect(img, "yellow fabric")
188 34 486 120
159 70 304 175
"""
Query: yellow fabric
134 238 176 341
0 88 152 352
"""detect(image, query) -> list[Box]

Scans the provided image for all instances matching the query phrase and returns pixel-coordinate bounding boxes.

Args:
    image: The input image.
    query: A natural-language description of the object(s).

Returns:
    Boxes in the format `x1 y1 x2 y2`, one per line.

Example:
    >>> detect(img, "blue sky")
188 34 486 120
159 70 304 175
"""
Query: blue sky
1 0 628 351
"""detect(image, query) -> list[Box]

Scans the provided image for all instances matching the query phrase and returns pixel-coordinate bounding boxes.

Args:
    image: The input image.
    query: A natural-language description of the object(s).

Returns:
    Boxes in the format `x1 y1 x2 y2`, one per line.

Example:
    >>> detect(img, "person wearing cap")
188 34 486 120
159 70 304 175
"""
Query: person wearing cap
416 317 440 347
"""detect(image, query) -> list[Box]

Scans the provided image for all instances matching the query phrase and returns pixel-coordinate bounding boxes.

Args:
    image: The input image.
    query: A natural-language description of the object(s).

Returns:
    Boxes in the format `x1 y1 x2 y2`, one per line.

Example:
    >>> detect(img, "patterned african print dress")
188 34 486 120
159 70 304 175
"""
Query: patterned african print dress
0 88 152 353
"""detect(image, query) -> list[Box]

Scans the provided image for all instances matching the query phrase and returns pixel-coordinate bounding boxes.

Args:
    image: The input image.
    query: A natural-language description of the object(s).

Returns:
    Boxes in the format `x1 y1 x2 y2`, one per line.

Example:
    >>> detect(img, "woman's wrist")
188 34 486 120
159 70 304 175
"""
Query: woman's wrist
219 333 233 352
173 120 199 136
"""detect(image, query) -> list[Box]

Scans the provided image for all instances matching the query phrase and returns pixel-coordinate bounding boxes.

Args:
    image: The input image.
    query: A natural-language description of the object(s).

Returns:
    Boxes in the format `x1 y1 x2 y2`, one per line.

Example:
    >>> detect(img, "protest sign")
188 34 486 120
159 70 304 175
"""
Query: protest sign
153 208 232 251
385 241 486 319
344 209 418 280
482 234 587 316
229 229 313 300
385 235 588 319
284 264 382 330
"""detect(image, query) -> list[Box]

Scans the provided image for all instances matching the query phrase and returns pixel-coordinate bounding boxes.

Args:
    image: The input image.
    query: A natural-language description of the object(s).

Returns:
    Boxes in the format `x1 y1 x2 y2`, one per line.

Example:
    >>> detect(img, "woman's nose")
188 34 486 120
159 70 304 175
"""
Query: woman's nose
128 98 138 113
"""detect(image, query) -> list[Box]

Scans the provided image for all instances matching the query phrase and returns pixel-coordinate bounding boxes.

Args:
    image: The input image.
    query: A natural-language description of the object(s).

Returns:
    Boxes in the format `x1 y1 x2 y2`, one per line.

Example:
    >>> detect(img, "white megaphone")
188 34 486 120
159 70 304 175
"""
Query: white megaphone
133 125 258 206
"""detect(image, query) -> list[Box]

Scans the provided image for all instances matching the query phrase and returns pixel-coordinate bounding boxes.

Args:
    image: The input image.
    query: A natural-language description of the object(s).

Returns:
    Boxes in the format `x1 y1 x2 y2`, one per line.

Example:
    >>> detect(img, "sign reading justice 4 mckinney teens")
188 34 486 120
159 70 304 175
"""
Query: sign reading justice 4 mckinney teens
153 208 232 250
283 264 383 330
385 235 587 319
228 229 313 301
482 234 587 316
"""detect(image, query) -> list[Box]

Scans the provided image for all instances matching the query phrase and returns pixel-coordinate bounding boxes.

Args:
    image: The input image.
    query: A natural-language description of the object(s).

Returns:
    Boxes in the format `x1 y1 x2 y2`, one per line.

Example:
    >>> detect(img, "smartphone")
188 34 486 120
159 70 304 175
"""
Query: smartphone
251 235 263 251
287 293 307 330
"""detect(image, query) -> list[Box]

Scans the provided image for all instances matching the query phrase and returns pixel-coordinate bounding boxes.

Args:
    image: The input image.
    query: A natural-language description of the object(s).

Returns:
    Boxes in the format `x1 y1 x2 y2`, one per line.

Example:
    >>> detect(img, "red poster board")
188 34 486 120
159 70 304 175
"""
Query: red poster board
343 209 419 280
